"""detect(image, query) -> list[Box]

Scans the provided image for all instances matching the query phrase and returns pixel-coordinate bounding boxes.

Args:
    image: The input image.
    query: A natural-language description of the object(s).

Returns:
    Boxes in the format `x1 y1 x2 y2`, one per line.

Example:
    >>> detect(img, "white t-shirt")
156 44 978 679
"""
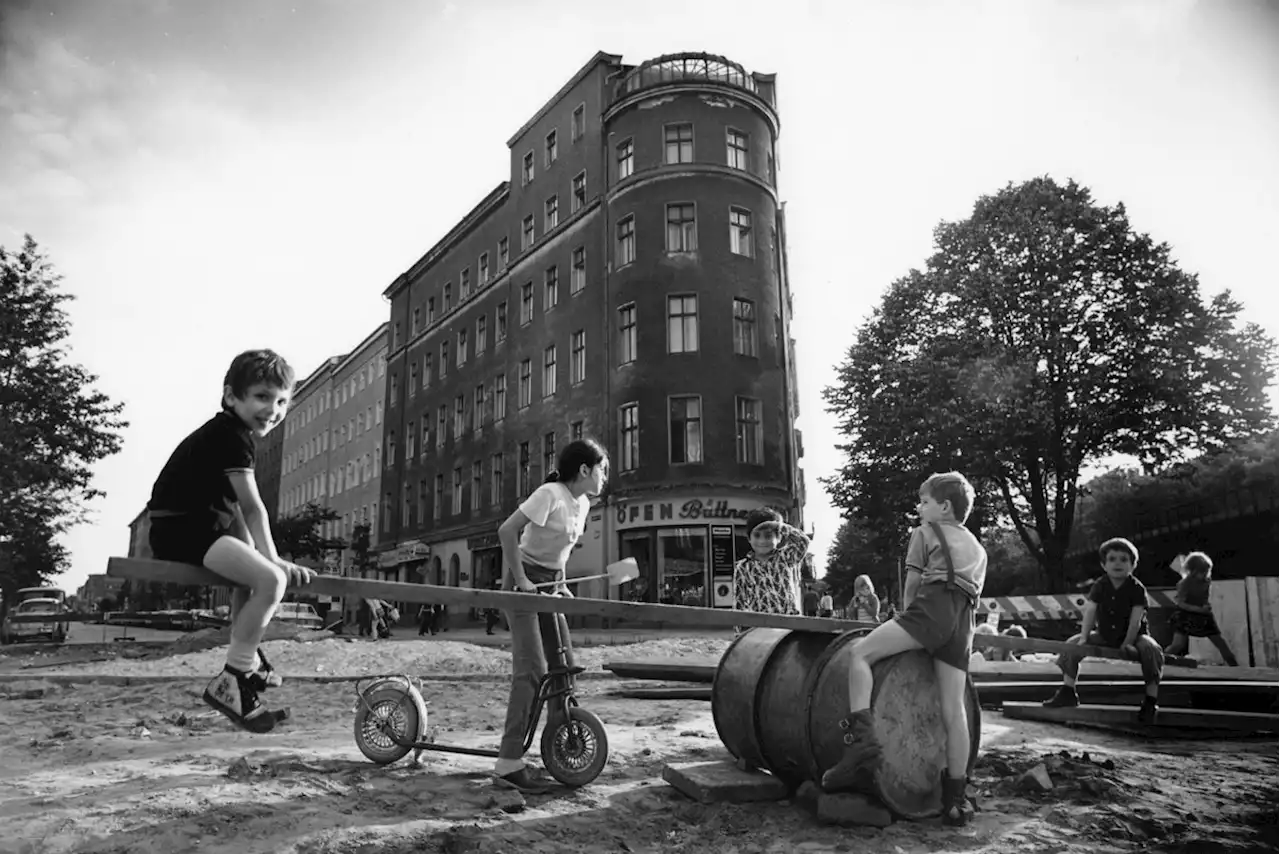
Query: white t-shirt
518 482 589 569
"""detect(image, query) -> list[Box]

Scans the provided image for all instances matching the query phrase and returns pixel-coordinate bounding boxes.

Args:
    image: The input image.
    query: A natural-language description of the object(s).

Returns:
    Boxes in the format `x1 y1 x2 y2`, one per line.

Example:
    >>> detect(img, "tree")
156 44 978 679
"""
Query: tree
273 502 346 563
824 517 901 606
349 522 373 576
823 177 1276 591
0 236 126 607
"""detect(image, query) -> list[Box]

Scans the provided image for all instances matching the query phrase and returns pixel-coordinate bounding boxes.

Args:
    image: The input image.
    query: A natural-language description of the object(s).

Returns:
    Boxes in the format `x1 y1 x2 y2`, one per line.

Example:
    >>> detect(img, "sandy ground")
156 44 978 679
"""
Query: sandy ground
0 635 1275 854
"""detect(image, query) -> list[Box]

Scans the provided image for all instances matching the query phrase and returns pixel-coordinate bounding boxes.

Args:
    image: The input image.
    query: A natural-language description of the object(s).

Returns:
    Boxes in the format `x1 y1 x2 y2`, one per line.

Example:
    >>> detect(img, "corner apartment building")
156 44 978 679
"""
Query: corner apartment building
254 414 286 530
380 52 805 609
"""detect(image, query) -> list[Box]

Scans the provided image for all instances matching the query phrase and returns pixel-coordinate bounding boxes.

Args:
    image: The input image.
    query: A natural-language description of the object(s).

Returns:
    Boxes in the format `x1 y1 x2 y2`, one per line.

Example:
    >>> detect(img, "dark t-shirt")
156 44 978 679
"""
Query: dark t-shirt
1176 574 1211 608
1088 575 1149 646
149 411 255 523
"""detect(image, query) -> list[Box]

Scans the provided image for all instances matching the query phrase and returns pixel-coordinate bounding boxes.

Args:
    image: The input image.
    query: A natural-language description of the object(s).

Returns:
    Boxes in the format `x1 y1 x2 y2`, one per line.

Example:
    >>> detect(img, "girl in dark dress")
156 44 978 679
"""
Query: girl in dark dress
1164 552 1238 666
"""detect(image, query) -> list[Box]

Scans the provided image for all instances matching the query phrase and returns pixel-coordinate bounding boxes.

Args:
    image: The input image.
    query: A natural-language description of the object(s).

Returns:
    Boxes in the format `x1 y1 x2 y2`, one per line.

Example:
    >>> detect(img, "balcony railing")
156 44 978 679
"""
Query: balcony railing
612 53 770 106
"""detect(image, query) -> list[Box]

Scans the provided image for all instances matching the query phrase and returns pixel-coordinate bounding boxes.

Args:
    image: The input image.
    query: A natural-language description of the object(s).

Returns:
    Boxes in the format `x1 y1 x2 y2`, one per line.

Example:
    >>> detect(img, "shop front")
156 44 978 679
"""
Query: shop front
611 495 784 609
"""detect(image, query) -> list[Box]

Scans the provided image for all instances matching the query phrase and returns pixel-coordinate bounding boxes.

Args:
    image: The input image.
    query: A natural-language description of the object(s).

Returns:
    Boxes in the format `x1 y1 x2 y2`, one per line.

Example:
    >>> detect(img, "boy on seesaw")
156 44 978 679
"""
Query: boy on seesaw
146 350 314 733
822 472 987 827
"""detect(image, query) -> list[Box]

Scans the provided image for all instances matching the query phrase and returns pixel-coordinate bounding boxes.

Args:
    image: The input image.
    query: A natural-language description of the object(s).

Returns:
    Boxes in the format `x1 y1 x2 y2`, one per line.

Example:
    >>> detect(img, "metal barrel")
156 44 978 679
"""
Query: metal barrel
711 628 982 819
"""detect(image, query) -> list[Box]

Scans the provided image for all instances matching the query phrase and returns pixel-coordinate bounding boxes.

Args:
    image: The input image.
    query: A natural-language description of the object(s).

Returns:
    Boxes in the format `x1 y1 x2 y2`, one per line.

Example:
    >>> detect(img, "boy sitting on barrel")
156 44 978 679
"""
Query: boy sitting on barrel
822 472 987 827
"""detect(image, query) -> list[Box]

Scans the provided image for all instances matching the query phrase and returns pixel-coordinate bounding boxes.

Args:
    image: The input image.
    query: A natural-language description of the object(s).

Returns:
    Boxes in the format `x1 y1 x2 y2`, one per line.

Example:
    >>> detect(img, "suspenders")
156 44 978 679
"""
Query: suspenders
928 521 976 605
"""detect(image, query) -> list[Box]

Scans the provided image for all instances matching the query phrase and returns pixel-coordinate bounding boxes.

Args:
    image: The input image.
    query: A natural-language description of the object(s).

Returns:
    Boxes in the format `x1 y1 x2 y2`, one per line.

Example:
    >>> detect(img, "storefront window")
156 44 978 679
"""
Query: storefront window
657 527 707 607
619 532 652 603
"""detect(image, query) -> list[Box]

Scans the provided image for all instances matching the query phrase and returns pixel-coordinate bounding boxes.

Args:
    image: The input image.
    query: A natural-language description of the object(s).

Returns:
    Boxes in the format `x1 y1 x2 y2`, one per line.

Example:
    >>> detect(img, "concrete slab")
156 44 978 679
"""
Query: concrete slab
662 760 789 804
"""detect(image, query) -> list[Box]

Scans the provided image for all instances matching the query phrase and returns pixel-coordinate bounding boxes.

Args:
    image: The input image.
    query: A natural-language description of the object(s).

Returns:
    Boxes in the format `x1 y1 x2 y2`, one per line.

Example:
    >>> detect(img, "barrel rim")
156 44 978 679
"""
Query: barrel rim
711 627 790 768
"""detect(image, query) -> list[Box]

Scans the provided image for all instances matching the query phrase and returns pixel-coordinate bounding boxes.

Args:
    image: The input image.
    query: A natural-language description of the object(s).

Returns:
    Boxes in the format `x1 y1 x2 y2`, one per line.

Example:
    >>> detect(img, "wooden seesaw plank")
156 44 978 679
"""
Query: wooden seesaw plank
1002 701 1279 736
103 557 1199 668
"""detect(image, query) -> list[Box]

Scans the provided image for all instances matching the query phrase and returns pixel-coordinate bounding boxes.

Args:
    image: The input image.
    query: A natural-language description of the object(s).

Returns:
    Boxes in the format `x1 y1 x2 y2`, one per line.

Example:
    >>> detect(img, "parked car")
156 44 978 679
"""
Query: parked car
1 598 68 645
273 602 323 629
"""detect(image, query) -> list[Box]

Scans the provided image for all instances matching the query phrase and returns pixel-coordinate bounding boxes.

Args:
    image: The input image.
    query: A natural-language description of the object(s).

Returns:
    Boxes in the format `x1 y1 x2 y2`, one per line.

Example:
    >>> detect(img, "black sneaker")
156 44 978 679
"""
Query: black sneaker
245 649 283 692
1042 685 1079 708
203 666 289 734
941 774 973 827
1137 697 1158 725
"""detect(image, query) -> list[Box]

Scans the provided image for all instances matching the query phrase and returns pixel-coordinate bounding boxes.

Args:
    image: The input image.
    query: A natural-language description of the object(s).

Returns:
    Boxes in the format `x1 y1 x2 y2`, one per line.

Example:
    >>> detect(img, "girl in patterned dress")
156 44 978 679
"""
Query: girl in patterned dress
732 508 811 632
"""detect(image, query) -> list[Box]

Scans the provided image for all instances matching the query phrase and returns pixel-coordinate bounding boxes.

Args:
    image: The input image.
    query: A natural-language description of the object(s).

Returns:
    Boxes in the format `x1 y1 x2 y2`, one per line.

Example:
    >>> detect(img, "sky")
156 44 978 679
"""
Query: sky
1 0 1276 596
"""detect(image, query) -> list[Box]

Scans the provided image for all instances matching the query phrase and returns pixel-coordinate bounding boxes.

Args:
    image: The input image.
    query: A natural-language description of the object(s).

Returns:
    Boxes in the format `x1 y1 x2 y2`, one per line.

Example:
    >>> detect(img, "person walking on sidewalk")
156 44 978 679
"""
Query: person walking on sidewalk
493 438 609 792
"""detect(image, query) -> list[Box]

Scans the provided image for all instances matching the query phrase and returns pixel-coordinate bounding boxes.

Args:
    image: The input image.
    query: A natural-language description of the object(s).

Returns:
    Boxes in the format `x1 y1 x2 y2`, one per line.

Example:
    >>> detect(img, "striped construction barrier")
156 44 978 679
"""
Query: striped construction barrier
979 589 1181 621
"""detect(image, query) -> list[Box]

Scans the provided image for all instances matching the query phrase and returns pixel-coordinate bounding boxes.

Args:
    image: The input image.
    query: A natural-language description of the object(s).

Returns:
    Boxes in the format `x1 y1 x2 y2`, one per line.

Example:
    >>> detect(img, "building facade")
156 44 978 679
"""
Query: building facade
380 52 805 609
254 411 286 531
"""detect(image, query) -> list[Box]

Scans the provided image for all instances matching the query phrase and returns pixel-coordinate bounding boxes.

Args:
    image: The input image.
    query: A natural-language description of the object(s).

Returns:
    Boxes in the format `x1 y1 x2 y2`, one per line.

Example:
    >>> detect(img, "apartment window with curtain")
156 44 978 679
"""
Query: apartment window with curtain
499 237 509 268
518 359 532 409
520 282 534 325
544 266 558 311
518 442 531 497
479 252 490 284
423 352 433 388
664 123 694 164
570 329 586 385
669 396 703 464
496 301 507 342
444 282 452 313
730 207 754 257
619 403 639 472
471 461 483 511
545 129 557 167
667 294 699 354
490 453 503 506
735 397 764 464
457 328 468 366
522 151 534 185
666 203 697 252
452 467 463 515
408 363 417 398
571 420 584 440
440 341 449 378
616 138 633 180
474 384 485 433
571 246 586 295
726 128 749 169
522 215 534 250
733 298 757 356
417 479 427 525
476 314 487 354
571 104 585 140
545 195 558 231
433 475 443 520
542 345 557 398
572 171 586 212
493 374 507 421
437 404 448 448
460 267 471 299
543 431 557 476
454 394 465 436
618 303 637 364
616 215 635 266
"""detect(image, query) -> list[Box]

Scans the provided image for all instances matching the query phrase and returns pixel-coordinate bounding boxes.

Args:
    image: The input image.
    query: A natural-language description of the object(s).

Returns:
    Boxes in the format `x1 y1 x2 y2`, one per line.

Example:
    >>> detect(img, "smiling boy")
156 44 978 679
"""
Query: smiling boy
1042 537 1164 723
731 508 811 629
146 350 314 733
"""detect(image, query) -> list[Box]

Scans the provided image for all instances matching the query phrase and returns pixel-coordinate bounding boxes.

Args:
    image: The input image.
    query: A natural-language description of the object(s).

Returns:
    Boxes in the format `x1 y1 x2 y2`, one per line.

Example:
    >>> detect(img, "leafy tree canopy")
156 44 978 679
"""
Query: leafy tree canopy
823 178 1276 591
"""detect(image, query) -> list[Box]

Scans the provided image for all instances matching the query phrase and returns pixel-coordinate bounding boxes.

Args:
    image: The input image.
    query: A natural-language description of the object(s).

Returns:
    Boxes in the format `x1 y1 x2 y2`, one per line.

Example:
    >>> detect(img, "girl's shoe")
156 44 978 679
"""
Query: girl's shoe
245 648 283 691
941 774 974 827
203 666 289 734
494 766 556 794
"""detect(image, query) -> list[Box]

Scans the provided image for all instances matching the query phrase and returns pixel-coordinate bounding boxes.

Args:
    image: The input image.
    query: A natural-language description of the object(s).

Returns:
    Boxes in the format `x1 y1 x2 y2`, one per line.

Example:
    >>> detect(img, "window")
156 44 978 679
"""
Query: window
490 453 503 506
619 403 639 472
479 252 490 284
520 282 534 325
390 373 398 407
457 328 468 366
384 492 393 531
437 404 448 448
670 396 703 464
393 322 401 350
726 128 749 170
545 129 558 167
616 138 634 180
376 400 382 424
572 171 586 212
461 267 471 299
570 329 586 385
616 215 635 266
476 315 487 354
667 295 699 354
387 432 396 469
618 303 637 364
427 297 436 324
518 442 531 497
522 151 534 185
454 394 465 436
444 282 453 313
545 195 558 231
544 266 558 311
424 352 433 388
733 298 758 356
666 203 697 252
730 207 753 257
440 341 449 378
543 431 557 476
474 384 486 432
736 397 764 464
767 149 775 184
471 460 483 511
499 237 509 269
522 215 534 250
543 345 557 398
571 247 586 295
571 420 584 440
496 301 507 342
420 415 430 457
664 123 693 164
571 103 585 141
518 359 532 409
452 467 463 515
412 307 421 336
417 479 427 525
408 363 417 398
493 374 507 421
433 474 443 520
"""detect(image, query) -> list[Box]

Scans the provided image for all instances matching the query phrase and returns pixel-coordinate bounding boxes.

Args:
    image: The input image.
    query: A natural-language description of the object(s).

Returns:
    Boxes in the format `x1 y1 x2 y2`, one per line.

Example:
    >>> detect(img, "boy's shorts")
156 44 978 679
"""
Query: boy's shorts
894 584 975 672
149 513 225 566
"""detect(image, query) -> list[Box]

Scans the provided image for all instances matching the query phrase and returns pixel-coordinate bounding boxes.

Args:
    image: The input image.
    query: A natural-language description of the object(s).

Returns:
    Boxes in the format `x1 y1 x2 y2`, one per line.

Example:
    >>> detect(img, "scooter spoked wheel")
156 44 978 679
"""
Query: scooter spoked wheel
540 706 609 787
353 678 427 765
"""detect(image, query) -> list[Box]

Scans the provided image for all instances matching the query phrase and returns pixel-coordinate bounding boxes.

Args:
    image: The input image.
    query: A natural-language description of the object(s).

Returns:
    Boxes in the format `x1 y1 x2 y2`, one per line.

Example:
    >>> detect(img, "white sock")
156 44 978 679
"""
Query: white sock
226 639 258 673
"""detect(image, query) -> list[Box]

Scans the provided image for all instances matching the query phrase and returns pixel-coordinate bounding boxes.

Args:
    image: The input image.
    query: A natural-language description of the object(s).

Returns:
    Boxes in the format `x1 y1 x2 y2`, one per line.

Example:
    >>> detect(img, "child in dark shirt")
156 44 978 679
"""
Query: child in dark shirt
1042 537 1164 723
1164 552 1238 666
147 350 313 733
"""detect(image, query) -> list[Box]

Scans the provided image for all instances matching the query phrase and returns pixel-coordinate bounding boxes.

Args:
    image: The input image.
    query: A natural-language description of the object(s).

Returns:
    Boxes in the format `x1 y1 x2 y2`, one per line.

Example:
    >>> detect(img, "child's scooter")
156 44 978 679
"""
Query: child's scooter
350 559 639 787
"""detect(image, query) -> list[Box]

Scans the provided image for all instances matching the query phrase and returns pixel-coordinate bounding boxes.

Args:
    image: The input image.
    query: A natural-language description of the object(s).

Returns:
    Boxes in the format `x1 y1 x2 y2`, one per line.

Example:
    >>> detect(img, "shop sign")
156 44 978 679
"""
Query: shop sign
615 498 767 528
377 540 430 568
467 533 502 550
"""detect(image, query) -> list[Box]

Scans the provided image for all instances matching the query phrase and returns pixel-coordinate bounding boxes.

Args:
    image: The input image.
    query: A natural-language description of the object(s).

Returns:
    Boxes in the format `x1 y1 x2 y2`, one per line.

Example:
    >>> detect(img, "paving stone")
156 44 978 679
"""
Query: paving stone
1019 762 1054 792
662 760 789 804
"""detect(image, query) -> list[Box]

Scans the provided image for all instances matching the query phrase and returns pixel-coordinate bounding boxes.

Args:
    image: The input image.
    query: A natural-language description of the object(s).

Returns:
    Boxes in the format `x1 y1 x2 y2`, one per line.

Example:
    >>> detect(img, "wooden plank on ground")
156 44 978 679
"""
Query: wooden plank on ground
104 557 1200 668
1002 701 1278 735
1190 579 1249 666
612 686 713 701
